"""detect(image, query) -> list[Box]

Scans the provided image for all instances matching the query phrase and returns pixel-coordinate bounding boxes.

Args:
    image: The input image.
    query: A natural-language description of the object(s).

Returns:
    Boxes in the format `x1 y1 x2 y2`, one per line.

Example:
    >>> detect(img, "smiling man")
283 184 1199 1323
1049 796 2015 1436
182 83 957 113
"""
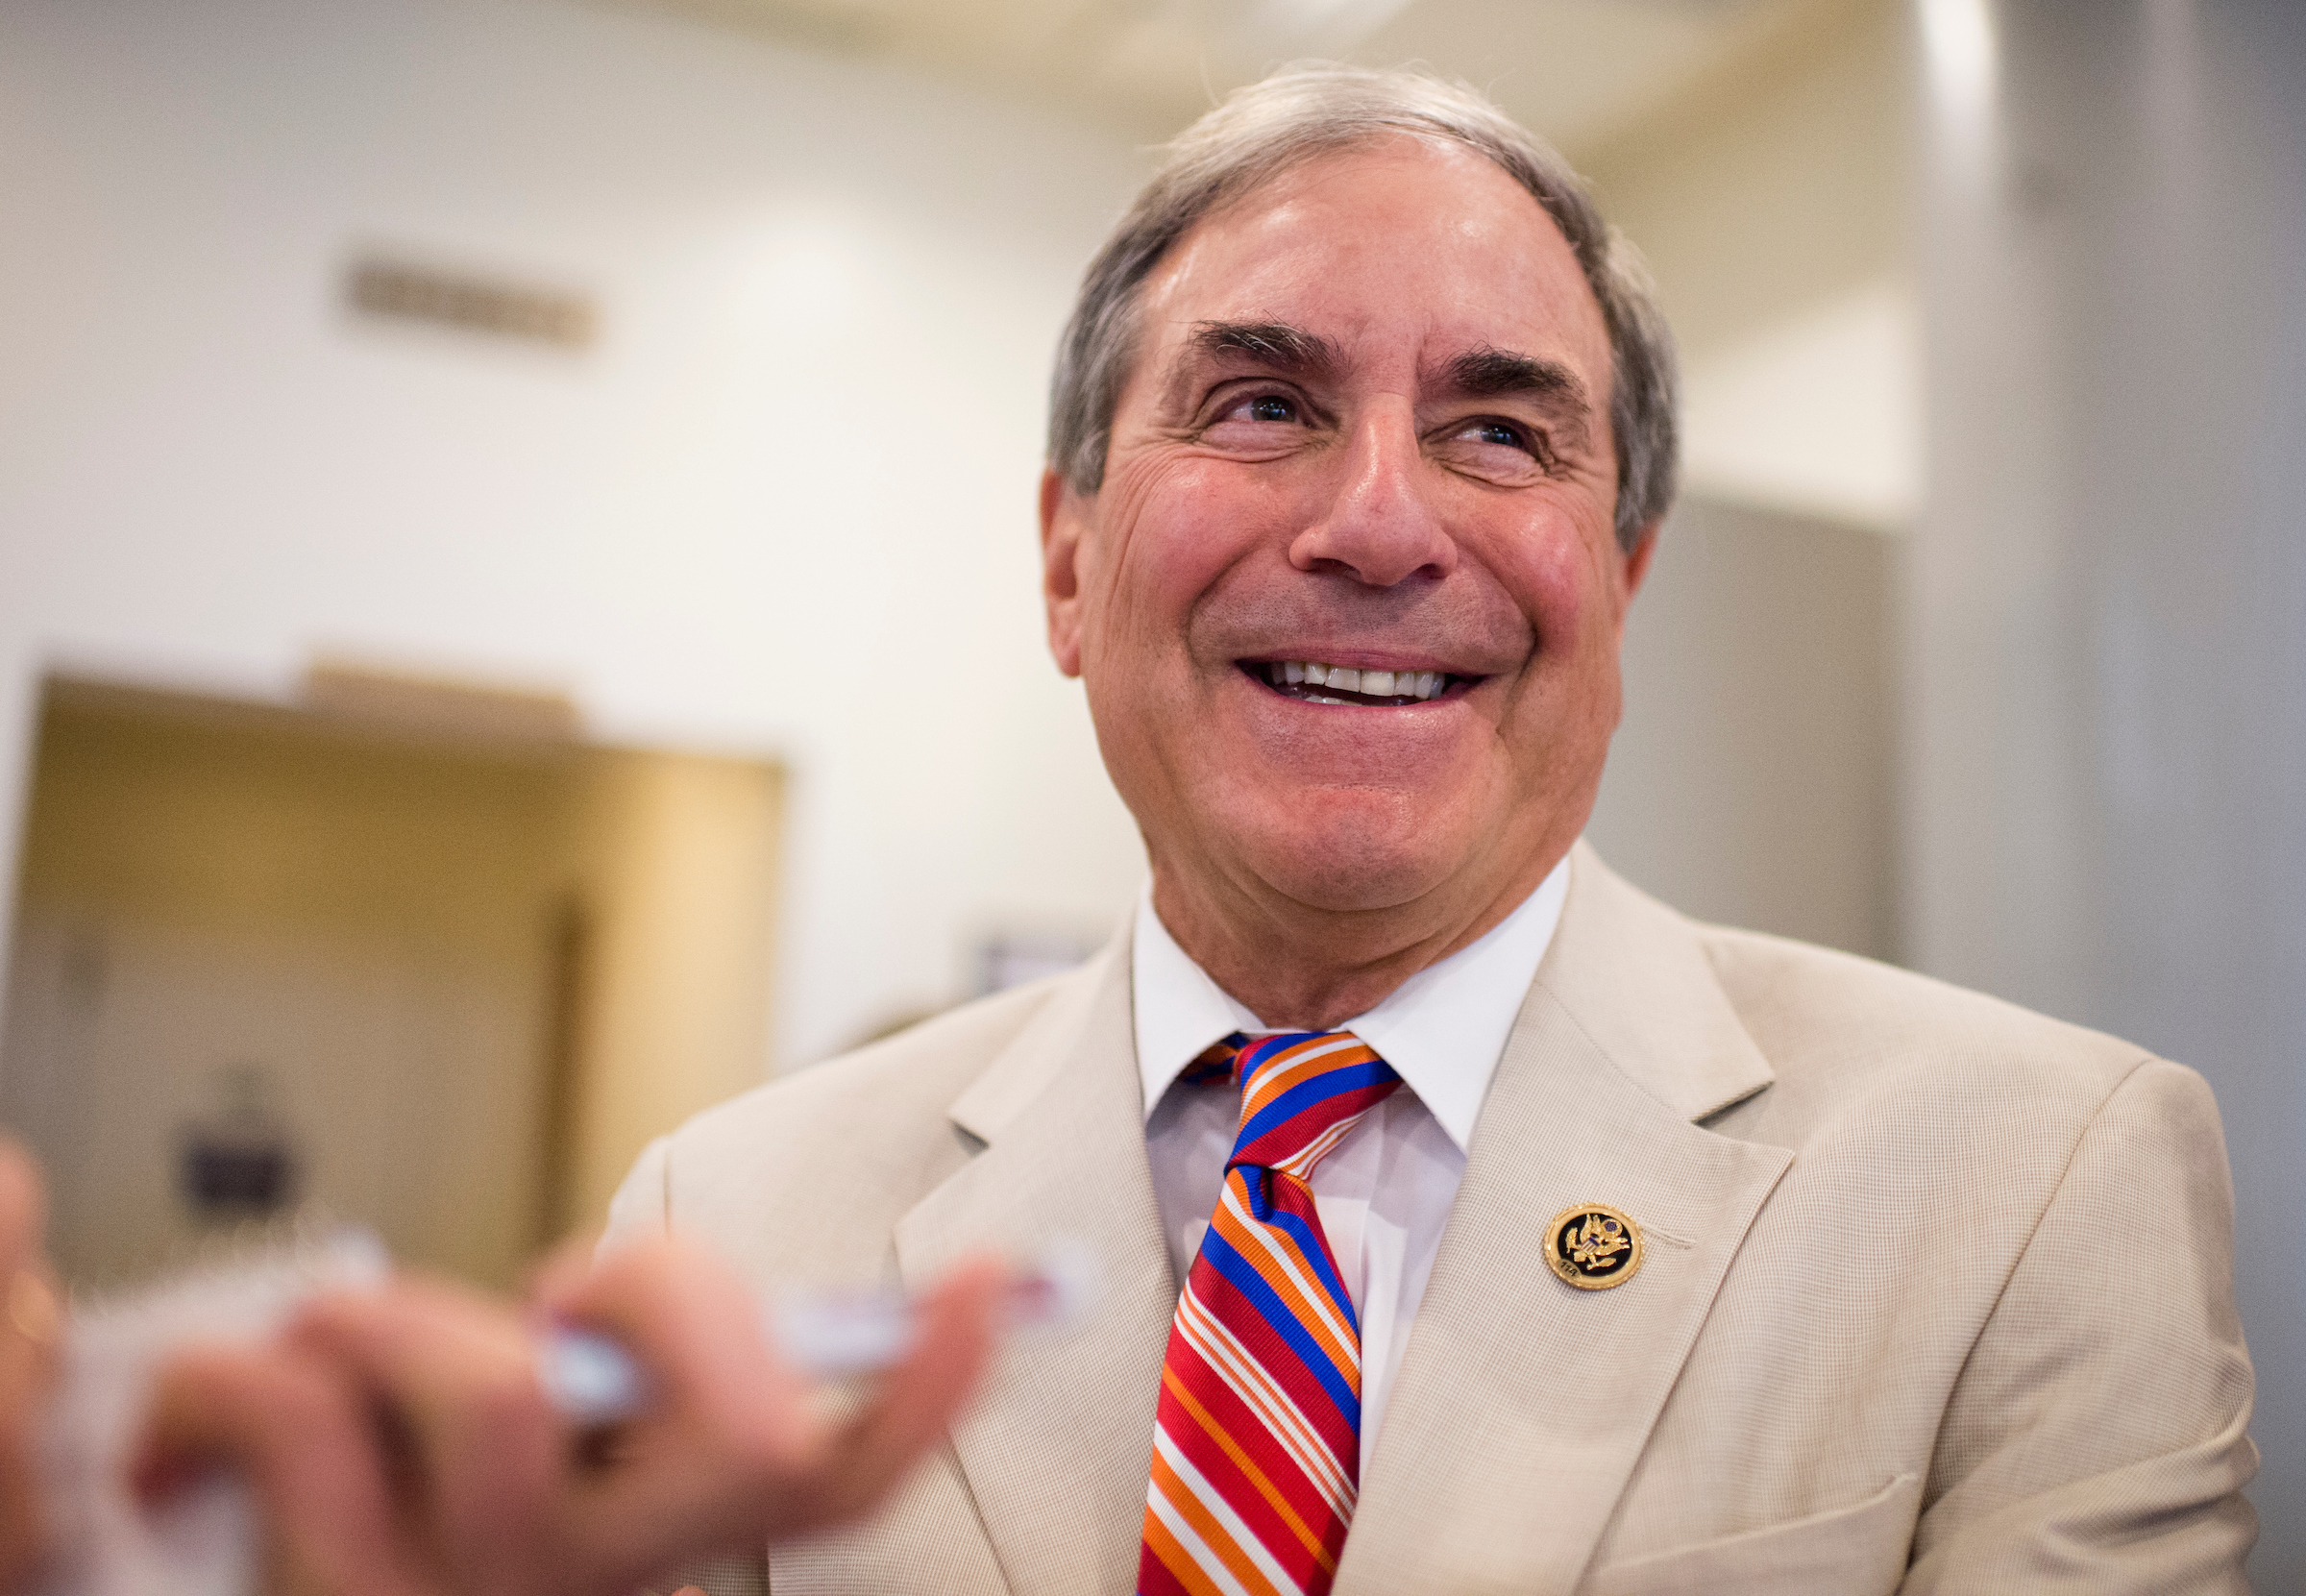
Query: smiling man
609 66 2256 1596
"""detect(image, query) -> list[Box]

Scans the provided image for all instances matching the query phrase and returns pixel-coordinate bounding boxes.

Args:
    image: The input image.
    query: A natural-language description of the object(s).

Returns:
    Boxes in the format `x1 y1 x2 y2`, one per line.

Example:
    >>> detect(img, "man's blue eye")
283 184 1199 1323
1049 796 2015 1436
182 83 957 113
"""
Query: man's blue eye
1477 421 1523 449
1248 396 1294 423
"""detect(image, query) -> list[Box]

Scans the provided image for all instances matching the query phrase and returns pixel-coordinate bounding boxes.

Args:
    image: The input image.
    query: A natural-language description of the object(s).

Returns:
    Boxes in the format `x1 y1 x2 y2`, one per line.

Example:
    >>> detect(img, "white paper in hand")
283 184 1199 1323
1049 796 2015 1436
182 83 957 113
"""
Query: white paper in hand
33 1230 390 1596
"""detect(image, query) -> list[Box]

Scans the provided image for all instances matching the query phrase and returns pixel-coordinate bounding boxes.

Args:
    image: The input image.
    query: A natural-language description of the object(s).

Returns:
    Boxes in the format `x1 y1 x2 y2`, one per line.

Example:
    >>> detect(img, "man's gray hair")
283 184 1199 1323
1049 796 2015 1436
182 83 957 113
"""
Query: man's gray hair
1046 62 1678 552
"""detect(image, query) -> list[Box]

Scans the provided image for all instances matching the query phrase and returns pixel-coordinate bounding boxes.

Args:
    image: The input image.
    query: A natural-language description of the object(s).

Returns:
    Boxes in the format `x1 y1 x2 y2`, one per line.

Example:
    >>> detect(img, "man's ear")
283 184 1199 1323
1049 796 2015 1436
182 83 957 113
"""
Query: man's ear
1622 522 1662 601
1040 467 1089 679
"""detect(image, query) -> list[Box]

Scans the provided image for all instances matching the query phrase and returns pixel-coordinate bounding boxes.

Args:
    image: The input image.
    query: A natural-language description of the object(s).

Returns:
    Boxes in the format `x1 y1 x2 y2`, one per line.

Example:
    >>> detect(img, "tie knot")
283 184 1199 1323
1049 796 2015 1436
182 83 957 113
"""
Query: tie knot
1220 1030 1400 1180
1178 1032 1247 1087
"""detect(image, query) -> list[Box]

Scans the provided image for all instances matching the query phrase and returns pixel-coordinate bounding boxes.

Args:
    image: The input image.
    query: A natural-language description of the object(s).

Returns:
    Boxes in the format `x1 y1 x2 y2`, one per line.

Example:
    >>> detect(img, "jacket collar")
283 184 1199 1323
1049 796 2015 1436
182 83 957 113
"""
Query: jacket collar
895 929 1175 1596
1336 843 1791 1593
897 844 1788 1596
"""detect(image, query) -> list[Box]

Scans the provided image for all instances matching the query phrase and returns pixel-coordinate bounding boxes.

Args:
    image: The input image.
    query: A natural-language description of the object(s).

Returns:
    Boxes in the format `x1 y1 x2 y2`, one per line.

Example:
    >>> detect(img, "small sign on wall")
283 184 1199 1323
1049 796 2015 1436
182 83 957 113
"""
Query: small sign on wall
347 257 598 351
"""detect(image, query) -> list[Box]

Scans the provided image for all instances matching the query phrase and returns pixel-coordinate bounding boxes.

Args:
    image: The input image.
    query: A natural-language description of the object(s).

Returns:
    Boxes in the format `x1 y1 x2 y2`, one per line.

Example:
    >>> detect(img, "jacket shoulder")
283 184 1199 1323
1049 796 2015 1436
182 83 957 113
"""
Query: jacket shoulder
1692 922 2194 1136
637 974 1070 1277
680 973 1060 1148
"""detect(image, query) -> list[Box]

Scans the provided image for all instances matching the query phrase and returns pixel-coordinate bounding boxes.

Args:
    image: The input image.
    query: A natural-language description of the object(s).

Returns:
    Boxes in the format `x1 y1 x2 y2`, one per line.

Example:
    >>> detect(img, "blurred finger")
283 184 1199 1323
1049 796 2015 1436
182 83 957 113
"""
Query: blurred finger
0 1142 53 1596
140 1343 422 1596
521 1231 601 1309
538 1237 804 1436
287 1279 562 1581
532 1240 820 1572
810 1258 1003 1522
0 1146 48 1279
530 1241 1005 1579
0 1145 58 1381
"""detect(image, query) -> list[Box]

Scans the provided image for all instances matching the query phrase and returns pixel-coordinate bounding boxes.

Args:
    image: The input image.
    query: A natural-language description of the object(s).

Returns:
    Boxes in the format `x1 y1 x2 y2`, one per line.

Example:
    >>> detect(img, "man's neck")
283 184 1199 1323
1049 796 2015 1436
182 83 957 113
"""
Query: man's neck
1148 844 1574 1030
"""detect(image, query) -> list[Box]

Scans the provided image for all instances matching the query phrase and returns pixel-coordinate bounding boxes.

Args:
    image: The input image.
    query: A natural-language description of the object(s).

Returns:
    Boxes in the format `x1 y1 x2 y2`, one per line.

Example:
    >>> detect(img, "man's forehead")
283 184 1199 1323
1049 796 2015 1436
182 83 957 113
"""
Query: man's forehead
1136 141 1609 382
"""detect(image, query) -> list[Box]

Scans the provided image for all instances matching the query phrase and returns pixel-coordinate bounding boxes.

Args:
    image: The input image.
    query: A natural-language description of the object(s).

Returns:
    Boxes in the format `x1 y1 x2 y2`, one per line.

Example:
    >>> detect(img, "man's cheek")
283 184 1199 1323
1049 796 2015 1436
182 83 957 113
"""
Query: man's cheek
1082 587 1189 704
1112 537 1235 662
1493 535 1595 655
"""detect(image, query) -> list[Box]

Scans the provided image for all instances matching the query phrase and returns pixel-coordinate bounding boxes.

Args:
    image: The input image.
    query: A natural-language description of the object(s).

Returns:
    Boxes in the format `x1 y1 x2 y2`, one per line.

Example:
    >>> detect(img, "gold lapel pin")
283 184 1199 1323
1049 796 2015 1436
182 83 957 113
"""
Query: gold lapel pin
1544 1203 1643 1289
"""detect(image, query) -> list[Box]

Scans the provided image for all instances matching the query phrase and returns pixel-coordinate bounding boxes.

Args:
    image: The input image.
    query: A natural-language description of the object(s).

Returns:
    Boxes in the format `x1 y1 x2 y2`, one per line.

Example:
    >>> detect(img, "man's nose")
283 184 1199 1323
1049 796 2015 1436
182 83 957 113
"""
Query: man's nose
1287 405 1458 587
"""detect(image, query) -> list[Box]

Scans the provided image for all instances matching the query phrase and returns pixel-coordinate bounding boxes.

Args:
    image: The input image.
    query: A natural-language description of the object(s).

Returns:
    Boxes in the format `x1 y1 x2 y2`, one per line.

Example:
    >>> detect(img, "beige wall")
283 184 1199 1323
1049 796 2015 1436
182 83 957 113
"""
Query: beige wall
564 750 781 1235
1590 495 1899 962
2 690 581 1287
0 683 785 1282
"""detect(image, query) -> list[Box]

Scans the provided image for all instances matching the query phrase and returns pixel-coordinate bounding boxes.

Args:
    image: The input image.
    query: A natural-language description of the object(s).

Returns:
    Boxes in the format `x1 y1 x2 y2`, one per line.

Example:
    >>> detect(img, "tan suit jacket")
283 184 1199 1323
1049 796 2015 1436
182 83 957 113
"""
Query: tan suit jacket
609 844 2257 1593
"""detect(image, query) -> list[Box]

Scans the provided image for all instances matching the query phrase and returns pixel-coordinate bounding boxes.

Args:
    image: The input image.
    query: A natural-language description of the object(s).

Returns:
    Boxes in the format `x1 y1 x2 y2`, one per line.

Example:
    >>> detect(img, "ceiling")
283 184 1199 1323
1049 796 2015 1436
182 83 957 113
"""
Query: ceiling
601 0 1854 159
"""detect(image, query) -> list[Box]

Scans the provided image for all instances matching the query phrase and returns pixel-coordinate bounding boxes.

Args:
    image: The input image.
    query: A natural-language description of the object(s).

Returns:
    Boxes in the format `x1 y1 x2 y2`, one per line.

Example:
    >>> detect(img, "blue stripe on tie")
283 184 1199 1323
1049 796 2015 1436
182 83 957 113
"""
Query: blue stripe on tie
1260 1197 1360 1335
1202 1227 1362 1428
1234 1061 1399 1153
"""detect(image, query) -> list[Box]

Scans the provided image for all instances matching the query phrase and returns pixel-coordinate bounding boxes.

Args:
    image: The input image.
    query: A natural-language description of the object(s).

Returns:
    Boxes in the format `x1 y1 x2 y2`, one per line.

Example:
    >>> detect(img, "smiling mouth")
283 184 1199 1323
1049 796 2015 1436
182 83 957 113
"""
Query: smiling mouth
1246 659 1468 707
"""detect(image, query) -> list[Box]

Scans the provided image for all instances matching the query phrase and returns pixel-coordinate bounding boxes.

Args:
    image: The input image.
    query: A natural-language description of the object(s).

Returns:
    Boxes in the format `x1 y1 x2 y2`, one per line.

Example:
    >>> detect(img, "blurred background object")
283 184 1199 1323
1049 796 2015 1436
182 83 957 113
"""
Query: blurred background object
178 1063 304 1224
2 671 779 1289
0 0 2297 1581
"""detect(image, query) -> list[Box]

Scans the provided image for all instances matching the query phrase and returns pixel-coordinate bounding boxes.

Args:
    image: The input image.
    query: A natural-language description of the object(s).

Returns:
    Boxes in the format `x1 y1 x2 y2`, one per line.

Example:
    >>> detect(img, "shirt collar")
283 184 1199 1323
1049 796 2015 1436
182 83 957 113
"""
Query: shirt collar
1131 853 1571 1152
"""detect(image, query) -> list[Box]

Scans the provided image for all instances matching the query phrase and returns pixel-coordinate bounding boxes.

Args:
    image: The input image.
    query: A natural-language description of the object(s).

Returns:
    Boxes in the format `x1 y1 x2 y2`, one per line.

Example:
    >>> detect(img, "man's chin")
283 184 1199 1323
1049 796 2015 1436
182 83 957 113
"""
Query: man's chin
1223 809 1471 918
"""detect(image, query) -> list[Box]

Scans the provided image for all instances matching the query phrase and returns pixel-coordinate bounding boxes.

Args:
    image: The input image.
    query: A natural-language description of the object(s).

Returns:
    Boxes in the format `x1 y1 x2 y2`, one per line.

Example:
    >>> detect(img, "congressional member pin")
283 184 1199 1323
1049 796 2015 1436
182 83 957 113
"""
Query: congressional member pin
1544 1203 1643 1289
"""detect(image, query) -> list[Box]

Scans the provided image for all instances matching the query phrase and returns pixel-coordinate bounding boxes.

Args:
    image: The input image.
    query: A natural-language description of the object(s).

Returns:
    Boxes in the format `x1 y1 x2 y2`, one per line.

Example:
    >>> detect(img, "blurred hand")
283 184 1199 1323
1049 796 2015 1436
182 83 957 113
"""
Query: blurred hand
139 1236 1002 1596
0 1143 59 1594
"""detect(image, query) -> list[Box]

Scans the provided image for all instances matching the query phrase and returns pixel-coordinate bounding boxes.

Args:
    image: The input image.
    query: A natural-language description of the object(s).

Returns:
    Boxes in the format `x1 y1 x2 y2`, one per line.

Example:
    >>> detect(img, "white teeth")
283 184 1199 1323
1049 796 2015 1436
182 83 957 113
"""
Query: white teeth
1263 661 1452 701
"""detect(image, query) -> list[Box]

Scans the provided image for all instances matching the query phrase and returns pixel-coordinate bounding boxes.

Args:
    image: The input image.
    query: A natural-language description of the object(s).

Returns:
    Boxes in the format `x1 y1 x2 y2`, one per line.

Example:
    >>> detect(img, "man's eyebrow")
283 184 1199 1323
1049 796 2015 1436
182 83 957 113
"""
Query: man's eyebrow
1187 321 1342 378
1443 345 1594 447
1445 345 1586 403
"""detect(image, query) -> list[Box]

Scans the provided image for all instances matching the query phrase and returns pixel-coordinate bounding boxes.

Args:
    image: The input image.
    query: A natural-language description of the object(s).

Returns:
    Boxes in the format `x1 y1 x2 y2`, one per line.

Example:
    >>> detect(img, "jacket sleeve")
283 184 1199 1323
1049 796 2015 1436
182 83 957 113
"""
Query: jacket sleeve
1902 1059 2258 1591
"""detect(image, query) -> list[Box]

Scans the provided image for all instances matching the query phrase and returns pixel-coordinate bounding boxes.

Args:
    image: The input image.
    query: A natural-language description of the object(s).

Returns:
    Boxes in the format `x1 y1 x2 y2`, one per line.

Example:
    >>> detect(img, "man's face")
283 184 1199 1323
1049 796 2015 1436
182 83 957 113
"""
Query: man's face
1043 137 1652 932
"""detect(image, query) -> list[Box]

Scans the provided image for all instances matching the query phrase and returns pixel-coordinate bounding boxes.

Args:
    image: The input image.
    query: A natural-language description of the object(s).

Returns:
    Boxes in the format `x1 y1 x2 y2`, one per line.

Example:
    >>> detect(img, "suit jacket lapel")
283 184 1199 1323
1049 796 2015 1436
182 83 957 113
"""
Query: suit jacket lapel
892 933 1174 1596
1338 846 1794 1595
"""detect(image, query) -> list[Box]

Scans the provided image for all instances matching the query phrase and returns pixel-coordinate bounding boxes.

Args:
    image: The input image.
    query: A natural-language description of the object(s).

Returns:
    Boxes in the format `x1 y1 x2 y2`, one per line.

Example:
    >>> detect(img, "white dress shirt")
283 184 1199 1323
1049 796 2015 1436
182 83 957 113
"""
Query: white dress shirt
1133 856 1569 1476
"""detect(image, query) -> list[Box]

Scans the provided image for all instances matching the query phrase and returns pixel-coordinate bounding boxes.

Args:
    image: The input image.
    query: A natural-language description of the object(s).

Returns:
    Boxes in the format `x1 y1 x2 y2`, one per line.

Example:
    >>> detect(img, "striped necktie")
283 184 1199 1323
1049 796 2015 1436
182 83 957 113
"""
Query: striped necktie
1139 1030 1402 1596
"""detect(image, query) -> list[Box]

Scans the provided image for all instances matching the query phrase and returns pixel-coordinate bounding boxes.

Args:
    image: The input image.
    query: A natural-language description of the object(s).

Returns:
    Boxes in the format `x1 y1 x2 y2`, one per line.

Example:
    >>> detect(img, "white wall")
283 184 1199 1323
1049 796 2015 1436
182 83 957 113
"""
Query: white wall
1579 0 1910 965
0 0 1152 1074
1913 0 2306 1580
1585 0 1920 531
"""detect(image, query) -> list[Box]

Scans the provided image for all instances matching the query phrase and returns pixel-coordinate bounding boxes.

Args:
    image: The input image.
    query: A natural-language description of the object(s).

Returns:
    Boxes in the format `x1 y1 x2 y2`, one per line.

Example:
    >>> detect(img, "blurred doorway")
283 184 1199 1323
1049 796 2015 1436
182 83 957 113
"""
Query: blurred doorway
0 672 781 1291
